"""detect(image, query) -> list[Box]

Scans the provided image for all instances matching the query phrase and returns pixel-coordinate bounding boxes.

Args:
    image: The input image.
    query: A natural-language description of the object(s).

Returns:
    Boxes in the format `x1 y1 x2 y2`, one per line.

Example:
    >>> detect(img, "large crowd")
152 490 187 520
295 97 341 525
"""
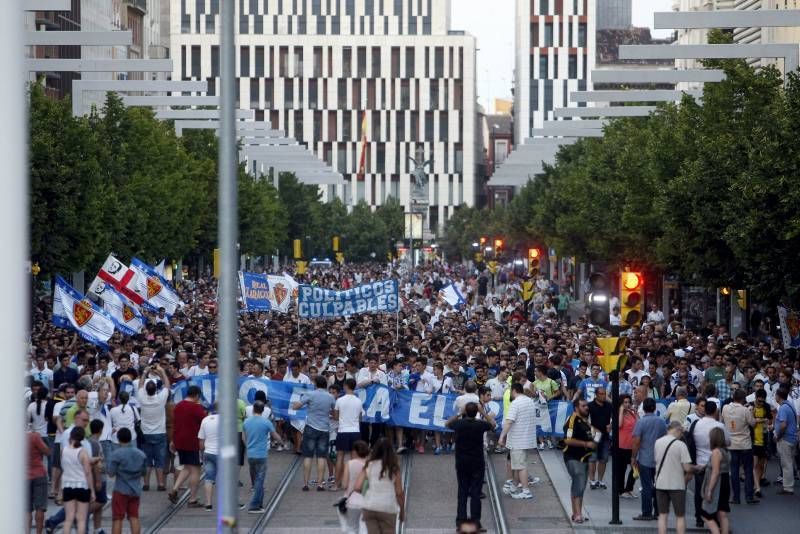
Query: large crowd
24 261 800 534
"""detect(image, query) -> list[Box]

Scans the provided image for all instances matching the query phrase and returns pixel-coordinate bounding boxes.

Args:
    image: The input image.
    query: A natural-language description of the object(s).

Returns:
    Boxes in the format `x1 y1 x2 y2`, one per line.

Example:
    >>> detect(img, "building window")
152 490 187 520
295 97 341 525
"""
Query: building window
239 15 249 34
332 16 340 34
313 47 323 77
338 79 347 108
429 80 439 109
391 47 401 78
409 16 417 34
568 54 577 78
578 23 587 47
540 0 549 15
352 79 361 109
265 79 274 108
531 23 539 47
425 111 434 141
255 46 264 76
434 47 444 78
544 80 553 112
279 46 289 77
285 79 294 107
396 111 405 140
405 47 415 78
211 45 219 77
372 47 381 78
312 0 321 15
357 47 367 77
454 80 463 110
455 143 463 173
343 47 352 77
439 111 448 140
400 80 410 109
250 78 259 108
343 112 353 140
294 111 304 142
191 45 201 78
293 47 303 77
544 23 553 47
539 54 548 78
241 46 250 77
367 79 376 108
372 111 381 142
309 79 318 109
410 111 419 141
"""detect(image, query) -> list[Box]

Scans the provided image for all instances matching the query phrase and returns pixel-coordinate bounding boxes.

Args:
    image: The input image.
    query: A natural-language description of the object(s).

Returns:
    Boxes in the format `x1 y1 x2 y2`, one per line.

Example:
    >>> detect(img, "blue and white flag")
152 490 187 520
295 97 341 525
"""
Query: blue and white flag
297 279 399 318
53 276 116 350
238 271 271 312
438 282 466 308
88 277 145 336
129 257 184 315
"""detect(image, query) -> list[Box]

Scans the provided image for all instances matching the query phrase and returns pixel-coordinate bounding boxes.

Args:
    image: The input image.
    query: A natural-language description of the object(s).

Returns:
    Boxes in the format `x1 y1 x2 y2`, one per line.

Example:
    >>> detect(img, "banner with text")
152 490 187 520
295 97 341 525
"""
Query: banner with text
167 377 673 435
297 279 399 318
238 271 272 312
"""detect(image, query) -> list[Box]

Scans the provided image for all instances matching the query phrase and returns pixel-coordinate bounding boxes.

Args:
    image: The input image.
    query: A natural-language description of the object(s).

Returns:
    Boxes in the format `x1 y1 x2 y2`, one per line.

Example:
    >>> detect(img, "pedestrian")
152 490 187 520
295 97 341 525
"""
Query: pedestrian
62 426 95 534
691 400 728 529
446 401 497 531
498 382 537 500
700 427 731 534
654 421 696 534
107 427 147 534
242 401 283 512
562 398 595 524
168 385 206 506
292 375 336 491
353 438 405 534
616 393 638 499
27 429 50 534
720 388 757 503
136 363 170 491
587 386 612 490
88 419 109 534
109 390 138 450
198 402 220 511
334 378 364 490
631 397 667 521
773 385 797 495
337 440 370 534
750 389 772 498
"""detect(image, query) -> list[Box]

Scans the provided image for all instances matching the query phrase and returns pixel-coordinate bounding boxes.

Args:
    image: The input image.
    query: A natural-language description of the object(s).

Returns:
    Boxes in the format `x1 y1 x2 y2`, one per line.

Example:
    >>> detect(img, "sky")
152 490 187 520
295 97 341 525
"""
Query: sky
450 0 674 112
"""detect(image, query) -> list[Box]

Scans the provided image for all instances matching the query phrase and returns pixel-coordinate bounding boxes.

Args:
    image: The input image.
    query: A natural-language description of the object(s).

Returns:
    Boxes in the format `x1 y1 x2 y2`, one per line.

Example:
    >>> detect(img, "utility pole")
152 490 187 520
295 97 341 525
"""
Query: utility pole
216 0 238 530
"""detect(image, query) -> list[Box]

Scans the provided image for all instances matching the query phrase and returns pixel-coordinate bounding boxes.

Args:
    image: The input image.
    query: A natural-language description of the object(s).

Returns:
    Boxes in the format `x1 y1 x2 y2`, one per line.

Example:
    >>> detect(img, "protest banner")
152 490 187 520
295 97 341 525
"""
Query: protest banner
297 279 399 318
238 271 271 312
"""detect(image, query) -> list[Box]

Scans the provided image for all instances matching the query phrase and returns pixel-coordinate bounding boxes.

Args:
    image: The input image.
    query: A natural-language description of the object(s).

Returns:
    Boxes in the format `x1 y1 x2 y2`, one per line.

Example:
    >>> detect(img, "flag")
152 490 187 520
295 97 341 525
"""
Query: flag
357 111 368 181
97 253 144 305
155 259 166 277
129 258 184 316
438 283 466 308
267 275 295 313
88 277 146 336
53 276 116 350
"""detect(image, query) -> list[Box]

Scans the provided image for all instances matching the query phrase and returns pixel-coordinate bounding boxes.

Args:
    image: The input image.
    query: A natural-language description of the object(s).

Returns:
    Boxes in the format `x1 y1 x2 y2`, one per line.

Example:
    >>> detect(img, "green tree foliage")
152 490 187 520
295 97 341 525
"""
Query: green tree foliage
500 57 800 305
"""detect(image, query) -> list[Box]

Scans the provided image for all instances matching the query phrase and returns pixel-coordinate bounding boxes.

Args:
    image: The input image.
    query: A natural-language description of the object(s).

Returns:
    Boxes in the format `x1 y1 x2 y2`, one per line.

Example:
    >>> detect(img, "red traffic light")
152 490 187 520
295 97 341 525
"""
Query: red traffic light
494 239 504 250
528 248 541 260
621 272 643 290
479 236 487 246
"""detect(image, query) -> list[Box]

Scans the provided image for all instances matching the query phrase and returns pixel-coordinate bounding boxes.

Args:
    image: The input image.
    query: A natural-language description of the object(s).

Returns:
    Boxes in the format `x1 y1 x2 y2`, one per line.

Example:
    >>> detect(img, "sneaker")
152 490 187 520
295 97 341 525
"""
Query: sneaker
597 481 608 489
204 505 212 511
239 503 247 510
537 442 545 451
309 479 317 486
776 475 783 484
248 507 265 514
503 479 514 488
511 488 534 500
590 480 599 490
547 439 555 449
434 447 442 455
528 476 541 485
396 446 407 454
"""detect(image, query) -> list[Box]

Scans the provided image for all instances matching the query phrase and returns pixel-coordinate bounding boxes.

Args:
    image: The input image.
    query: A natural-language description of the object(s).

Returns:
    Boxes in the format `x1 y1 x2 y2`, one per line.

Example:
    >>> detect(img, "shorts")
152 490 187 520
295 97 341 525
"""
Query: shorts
656 489 686 517
177 449 201 466
335 431 362 452
203 453 218 482
509 449 530 471
51 442 62 470
111 491 140 520
95 481 108 504
565 459 589 498
62 487 91 503
28 476 48 512
302 427 330 458
753 445 768 459
590 437 611 463
141 433 167 470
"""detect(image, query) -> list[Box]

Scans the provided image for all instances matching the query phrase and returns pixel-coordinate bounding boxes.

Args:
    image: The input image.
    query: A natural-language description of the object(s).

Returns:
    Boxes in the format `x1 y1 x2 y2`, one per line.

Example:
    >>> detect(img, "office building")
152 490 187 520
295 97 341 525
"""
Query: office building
169 0 477 232
597 0 631 29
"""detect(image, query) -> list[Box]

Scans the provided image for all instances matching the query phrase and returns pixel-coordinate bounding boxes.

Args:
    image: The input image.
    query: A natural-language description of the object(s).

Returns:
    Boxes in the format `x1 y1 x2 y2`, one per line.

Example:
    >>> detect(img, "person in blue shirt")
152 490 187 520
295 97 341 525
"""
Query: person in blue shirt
574 364 608 403
631 398 667 521
242 401 283 512
774 386 797 495
291 376 336 491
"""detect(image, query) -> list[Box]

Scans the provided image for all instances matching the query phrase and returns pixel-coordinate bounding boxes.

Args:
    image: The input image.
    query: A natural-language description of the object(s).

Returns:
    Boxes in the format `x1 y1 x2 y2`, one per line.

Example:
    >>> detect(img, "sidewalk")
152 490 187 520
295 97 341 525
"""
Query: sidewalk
538 449 705 533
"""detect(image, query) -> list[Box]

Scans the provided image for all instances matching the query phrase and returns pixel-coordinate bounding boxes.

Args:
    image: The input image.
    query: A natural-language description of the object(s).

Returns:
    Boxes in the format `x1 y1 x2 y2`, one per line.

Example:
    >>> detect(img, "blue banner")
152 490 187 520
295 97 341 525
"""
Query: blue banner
297 279 399 318
169 376 674 436
238 271 272 312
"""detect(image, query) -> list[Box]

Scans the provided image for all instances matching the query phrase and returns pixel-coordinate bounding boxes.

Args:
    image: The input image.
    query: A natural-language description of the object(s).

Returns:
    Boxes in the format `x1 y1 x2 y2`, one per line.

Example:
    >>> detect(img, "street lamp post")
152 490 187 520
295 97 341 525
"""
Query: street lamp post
597 337 628 526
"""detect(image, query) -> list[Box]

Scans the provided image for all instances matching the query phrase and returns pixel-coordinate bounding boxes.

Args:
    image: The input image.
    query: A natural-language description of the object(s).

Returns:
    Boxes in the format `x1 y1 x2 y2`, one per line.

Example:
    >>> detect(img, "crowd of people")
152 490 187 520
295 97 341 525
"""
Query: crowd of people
24 261 800 534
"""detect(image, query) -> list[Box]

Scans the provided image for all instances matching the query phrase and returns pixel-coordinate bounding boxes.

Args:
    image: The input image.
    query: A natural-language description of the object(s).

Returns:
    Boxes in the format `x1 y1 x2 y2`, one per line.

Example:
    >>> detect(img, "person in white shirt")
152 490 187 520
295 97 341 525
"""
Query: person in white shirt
186 352 212 378
198 407 220 511
283 363 311 385
499 383 538 500
137 364 170 490
486 368 510 401
455 381 481 415
355 355 388 388
109 390 138 445
333 378 363 489
647 304 665 325
430 361 455 454
244 390 273 421
29 354 53 390
690 401 729 528
654 422 697 534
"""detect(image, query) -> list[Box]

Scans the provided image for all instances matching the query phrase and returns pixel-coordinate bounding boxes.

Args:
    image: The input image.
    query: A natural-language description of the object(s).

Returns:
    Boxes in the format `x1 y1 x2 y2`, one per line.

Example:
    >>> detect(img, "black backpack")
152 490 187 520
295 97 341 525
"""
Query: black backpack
683 419 699 464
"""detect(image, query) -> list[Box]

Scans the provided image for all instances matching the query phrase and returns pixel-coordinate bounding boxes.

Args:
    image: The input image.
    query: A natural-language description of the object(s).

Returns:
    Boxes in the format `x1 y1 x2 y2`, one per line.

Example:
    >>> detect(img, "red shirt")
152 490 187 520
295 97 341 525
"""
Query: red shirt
27 432 49 480
172 400 206 451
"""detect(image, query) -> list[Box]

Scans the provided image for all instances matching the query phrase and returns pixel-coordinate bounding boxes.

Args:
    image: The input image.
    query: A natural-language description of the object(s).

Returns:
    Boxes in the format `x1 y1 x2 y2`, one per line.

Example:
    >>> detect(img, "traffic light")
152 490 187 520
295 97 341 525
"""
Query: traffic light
586 272 610 328
528 248 541 276
479 236 487 247
619 272 644 327
736 289 747 310
293 239 303 260
494 238 504 253
332 236 340 252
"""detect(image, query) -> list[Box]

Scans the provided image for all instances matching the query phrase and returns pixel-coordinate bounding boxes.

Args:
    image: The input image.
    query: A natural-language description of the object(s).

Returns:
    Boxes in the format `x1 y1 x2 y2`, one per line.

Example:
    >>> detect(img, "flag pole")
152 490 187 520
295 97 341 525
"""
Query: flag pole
216 0 238 530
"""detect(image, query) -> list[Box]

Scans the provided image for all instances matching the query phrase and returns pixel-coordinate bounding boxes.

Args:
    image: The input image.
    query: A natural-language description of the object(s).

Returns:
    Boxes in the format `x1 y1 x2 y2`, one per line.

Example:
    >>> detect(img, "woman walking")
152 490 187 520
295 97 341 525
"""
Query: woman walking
353 438 405 534
616 394 638 499
701 428 731 534
109 390 138 449
61 426 95 534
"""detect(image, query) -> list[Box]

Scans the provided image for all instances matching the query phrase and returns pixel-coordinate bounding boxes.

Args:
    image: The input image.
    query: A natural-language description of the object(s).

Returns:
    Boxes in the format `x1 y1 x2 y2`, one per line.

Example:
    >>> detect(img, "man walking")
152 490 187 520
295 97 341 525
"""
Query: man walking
774 385 797 496
498 383 537 500
654 421 695 534
632 398 667 521
562 399 595 524
136 364 170 491
721 388 757 503
446 402 496 531
333 378 363 489
292 375 336 491
107 427 147 534
242 401 282 512
169 385 206 506
587 386 612 489
198 403 220 511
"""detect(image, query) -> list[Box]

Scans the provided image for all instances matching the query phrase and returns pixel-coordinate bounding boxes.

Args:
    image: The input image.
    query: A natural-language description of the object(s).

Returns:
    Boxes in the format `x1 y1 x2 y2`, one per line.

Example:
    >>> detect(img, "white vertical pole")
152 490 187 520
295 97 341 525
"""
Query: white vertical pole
1 2 28 533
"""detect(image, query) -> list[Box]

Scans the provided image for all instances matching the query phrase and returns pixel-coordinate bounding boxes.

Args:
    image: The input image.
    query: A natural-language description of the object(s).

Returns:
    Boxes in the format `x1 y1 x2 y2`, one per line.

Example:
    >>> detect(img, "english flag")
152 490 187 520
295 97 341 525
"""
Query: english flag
97 254 144 305
130 257 184 316
88 277 146 336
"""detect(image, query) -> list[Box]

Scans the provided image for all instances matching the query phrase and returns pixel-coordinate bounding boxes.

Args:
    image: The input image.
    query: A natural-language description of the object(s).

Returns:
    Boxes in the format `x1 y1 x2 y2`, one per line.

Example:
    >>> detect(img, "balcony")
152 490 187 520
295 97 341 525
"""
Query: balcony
123 0 147 14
